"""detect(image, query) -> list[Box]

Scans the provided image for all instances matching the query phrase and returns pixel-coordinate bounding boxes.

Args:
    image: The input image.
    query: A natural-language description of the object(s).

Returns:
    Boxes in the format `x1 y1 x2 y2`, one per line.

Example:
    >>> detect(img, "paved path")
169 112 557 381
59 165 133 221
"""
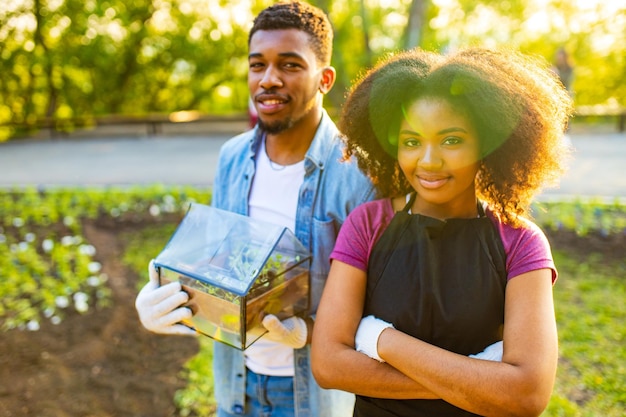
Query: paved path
548 132 626 200
1 129 625 201
0 134 230 189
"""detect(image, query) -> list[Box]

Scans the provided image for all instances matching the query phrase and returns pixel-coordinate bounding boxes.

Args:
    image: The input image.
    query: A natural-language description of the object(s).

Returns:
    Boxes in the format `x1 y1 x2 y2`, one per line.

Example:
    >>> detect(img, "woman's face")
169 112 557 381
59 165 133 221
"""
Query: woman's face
397 97 481 219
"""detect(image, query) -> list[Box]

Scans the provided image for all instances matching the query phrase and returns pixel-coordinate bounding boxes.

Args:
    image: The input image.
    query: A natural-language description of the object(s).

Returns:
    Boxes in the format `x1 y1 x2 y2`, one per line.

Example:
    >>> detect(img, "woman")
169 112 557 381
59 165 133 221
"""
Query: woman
311 48 573 416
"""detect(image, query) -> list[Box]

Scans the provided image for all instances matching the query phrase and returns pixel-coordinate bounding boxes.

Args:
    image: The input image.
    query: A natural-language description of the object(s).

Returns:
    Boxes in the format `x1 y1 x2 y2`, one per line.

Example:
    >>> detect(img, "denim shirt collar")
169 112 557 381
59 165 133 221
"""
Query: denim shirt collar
246 109 337 173
304 109 337 171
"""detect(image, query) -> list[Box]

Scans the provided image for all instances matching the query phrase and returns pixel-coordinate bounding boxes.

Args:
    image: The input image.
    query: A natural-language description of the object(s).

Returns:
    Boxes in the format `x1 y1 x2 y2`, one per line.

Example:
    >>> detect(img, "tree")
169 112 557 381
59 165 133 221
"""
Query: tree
0 0 624 141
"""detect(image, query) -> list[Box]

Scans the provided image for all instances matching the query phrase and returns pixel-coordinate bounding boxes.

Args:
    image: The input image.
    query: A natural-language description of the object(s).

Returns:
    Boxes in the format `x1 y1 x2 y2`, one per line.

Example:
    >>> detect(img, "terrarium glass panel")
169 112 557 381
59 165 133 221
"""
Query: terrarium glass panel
154 203 311 350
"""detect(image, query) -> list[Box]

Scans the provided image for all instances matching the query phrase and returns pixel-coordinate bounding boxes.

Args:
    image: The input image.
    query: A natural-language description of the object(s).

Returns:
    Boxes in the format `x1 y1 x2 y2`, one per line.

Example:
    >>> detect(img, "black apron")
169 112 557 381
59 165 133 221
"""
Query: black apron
354 193 507 417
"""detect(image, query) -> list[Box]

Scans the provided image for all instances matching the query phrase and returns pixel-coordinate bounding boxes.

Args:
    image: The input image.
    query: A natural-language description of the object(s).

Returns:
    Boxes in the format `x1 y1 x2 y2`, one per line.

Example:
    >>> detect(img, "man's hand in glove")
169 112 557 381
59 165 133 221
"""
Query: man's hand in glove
134 260 197 336
262 314 308 349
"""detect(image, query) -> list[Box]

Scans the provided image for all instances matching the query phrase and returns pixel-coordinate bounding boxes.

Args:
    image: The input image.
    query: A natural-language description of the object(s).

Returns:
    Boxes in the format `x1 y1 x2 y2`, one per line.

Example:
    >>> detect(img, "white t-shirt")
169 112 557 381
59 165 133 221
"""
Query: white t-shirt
245 138 305 376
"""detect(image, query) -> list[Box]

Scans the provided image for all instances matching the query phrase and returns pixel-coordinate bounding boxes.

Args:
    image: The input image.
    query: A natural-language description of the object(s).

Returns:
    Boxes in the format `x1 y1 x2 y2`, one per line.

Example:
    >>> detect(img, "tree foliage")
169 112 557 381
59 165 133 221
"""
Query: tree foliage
0 0 624 140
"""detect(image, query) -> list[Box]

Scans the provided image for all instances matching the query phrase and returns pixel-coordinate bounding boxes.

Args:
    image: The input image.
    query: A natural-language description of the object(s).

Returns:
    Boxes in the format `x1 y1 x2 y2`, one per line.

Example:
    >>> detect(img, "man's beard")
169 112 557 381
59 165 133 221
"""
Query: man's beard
258 116 294 134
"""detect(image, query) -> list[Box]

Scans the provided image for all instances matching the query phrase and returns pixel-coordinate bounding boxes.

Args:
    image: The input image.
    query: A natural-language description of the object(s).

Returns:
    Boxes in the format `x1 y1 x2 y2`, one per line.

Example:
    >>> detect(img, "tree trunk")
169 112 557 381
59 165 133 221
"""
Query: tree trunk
404 0 427 49
359 0 373 68
33 0 57 119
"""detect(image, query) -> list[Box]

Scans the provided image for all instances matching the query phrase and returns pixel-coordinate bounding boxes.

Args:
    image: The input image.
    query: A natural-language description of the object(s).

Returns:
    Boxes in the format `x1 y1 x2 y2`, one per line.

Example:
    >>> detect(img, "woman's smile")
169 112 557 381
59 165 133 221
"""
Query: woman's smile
417 173 450 189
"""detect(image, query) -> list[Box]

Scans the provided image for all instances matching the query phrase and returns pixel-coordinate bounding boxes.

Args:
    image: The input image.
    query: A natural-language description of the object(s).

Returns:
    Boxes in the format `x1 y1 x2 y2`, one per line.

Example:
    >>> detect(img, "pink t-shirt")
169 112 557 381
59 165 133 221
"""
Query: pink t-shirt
331 199 557 283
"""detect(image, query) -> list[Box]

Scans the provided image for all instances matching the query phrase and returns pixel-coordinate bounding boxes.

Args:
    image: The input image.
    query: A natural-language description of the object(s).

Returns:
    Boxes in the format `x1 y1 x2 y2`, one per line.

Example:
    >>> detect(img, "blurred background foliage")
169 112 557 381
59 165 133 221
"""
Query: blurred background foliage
1 0 624 140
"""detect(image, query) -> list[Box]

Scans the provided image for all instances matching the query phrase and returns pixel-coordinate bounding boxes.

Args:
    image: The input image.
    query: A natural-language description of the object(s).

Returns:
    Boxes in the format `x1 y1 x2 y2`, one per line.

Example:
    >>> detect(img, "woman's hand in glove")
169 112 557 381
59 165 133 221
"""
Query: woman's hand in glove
355 315 395 362
469 340 503 361
355 315 504 362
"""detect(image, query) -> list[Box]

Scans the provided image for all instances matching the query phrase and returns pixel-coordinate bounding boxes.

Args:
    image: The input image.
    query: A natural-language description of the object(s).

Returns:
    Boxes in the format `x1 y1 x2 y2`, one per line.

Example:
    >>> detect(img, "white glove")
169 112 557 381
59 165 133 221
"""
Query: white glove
469 340 503 361
354 316 503 363
355 315 395 362
134 260 197 336
262 314 308 349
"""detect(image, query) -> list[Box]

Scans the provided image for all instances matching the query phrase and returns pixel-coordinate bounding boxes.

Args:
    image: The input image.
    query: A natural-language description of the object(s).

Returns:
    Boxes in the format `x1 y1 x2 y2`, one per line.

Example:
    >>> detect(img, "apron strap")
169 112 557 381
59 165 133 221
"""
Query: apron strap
477 201 486 217
404 192 417 213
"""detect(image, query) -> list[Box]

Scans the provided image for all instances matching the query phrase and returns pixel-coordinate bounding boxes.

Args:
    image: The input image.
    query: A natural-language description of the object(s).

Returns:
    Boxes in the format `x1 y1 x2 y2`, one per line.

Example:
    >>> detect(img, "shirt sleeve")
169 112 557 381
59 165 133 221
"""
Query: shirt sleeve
330 200 393 272
496 216 558 283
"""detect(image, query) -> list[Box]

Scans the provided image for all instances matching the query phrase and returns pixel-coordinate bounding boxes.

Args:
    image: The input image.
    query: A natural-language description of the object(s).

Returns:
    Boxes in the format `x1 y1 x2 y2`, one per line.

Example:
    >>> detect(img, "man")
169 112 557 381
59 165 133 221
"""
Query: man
135 2 376 416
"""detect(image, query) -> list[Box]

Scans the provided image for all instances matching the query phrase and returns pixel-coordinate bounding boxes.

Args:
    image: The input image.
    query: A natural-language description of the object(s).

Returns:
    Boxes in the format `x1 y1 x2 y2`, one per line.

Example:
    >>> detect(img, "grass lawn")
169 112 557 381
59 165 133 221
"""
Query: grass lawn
545 251 626 416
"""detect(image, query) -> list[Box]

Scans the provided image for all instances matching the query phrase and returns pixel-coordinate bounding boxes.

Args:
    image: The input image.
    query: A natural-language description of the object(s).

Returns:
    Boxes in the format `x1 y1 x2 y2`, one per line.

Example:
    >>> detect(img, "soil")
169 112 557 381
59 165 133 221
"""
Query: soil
0 218 199 417
0 219 623 417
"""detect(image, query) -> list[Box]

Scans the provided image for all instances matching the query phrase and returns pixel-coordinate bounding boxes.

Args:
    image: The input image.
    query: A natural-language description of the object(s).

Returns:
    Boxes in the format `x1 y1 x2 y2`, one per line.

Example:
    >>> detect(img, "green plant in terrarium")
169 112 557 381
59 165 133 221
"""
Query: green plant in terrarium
154 203 311 349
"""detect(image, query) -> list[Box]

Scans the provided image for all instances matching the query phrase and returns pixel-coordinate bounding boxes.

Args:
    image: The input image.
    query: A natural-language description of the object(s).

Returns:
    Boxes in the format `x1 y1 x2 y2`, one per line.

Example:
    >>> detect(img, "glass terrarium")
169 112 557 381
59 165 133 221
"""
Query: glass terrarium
154 203 311 350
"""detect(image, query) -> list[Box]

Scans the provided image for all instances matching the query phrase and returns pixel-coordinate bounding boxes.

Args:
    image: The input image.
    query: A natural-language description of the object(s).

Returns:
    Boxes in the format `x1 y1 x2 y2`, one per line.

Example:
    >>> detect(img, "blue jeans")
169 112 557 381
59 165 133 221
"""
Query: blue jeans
217 369 295 417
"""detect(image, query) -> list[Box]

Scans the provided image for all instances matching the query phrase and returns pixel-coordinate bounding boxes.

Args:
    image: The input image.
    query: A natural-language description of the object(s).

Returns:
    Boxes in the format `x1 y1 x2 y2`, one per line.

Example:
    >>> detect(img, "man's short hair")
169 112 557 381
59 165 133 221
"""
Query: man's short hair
249 1 333 66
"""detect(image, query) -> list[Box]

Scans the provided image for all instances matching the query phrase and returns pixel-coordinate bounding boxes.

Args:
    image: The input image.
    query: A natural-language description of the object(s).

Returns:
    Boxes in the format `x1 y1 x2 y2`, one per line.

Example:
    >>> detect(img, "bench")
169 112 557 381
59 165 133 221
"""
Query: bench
575 105 626 133
3 111 249 139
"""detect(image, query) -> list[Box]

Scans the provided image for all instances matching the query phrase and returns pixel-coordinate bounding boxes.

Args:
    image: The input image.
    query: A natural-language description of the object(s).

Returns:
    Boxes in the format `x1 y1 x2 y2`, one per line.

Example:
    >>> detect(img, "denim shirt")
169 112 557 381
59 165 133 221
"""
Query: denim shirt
211 110 376 416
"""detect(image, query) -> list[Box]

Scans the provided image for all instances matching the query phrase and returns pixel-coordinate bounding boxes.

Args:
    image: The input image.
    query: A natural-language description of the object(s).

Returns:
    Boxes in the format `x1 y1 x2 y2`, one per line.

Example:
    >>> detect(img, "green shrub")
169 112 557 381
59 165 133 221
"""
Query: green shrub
532 198 626 236
0 186 210 331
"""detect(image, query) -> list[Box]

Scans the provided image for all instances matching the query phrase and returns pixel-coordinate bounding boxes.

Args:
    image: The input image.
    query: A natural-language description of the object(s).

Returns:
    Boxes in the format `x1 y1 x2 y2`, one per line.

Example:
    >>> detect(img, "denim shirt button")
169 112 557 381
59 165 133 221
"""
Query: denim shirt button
233 404 244 414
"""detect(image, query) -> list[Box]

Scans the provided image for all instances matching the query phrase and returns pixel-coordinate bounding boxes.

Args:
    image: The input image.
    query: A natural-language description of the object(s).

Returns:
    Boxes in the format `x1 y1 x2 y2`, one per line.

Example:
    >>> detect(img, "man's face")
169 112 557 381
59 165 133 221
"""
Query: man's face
248 29 326 134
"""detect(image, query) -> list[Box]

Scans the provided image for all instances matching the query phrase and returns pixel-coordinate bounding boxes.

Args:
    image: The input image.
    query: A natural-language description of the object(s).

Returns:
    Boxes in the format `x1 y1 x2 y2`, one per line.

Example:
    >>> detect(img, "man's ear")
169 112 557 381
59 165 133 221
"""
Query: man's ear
319 66 336 94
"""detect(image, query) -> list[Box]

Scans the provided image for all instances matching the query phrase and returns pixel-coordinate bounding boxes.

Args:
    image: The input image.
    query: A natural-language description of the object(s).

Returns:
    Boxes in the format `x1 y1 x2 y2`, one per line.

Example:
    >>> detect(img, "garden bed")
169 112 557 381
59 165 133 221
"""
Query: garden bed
0 219 199 417
0 216 624 417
